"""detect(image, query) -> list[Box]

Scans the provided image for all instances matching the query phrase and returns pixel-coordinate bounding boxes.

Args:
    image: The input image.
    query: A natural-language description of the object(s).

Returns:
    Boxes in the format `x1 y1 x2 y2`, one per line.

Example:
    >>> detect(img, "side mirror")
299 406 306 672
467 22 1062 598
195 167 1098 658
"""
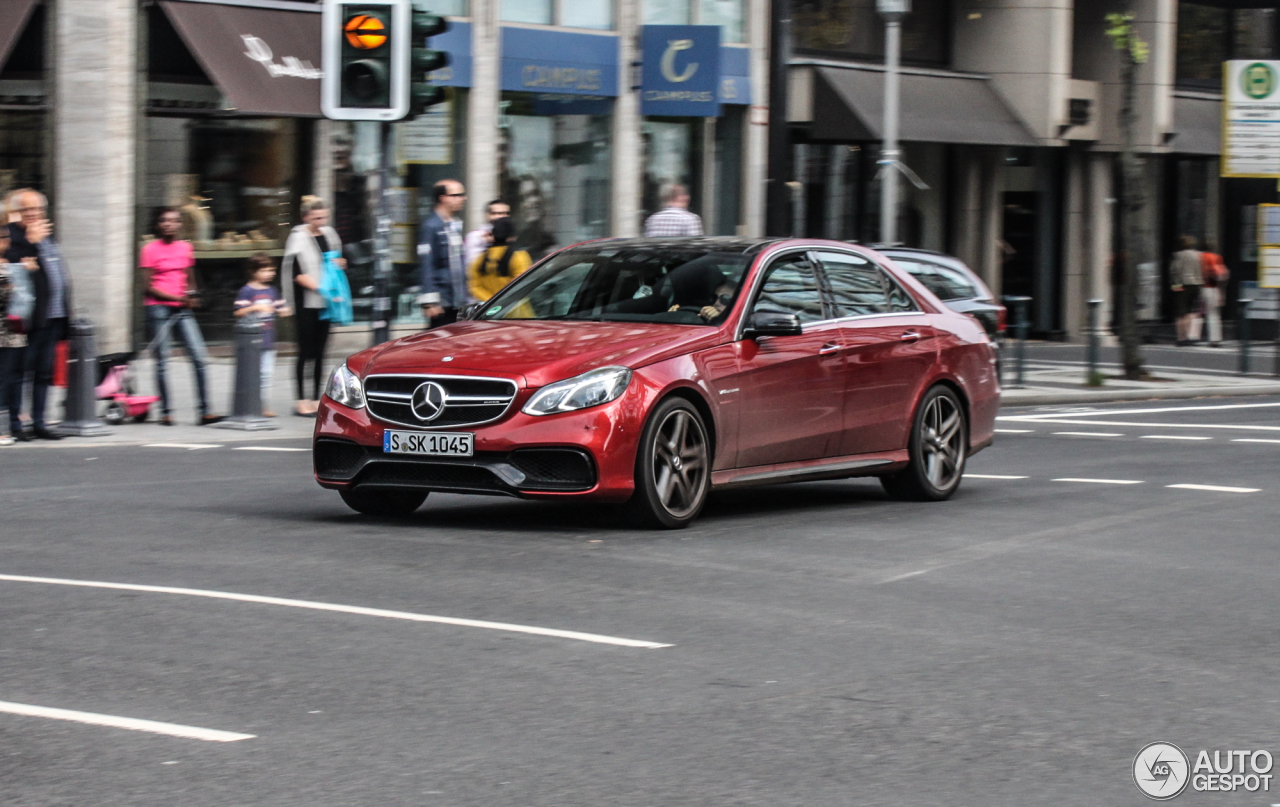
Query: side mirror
744 311 803 338
460 302 484 320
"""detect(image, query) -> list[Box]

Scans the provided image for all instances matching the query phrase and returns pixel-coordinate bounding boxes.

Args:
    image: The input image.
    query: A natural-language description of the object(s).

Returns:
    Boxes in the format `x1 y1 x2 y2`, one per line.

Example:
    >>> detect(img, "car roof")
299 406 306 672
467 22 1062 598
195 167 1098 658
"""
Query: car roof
565 237 788 256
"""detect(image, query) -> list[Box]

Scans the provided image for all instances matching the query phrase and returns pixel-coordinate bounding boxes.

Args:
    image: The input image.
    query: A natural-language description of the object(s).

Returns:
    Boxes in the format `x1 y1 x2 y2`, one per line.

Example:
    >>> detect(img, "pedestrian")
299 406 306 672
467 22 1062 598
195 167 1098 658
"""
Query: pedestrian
468 217 531 304
418 179 469 328
283 196 344 417
0 226 29 445
1199 238 1229 348
643 183 704 237
141 206 222 426
463 198 511 270
1170 234 1203 346
233 254 291 418
4 189 70 440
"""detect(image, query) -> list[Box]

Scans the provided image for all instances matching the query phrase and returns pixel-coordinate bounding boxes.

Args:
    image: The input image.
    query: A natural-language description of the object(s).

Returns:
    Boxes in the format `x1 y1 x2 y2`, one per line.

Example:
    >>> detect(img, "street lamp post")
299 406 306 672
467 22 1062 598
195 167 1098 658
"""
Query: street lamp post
877 0 909 245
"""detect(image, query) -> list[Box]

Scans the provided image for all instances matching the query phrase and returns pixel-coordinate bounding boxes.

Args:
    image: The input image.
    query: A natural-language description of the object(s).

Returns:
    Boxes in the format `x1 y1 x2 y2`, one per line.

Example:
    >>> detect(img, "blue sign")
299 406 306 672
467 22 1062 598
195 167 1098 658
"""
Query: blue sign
531 95 613 116
719 45 750 105
501 27 619 97
641 25 721 117
425 21 471 88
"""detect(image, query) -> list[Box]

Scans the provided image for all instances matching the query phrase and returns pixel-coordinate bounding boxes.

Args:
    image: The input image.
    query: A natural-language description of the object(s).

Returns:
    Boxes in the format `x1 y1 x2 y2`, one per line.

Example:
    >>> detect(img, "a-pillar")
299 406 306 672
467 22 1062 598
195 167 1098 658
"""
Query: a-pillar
54 0 137 353
611 0 641 237
465 0 499 230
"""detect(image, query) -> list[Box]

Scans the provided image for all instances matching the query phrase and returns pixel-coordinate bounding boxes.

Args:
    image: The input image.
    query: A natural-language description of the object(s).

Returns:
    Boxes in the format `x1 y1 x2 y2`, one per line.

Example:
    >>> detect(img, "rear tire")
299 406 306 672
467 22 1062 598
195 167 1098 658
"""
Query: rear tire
623 398 711 529
880 385 967 502
102 401 126 426
339 487 428 517
133 409 150 423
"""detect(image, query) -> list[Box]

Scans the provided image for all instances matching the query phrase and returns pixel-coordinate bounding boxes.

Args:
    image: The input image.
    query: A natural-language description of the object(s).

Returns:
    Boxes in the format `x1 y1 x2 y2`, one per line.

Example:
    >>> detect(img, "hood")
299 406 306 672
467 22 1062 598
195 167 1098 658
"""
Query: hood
358 320 726 388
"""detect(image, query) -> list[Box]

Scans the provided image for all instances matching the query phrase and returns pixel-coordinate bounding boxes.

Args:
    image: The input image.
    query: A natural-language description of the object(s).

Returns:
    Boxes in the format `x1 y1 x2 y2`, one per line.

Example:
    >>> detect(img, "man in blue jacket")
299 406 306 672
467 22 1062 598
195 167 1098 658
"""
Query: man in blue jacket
417 179 469 329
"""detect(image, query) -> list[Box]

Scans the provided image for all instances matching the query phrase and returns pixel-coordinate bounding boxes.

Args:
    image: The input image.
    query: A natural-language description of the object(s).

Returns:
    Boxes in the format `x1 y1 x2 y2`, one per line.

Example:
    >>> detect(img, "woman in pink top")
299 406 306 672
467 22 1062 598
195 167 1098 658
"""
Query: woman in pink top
141 207 221 425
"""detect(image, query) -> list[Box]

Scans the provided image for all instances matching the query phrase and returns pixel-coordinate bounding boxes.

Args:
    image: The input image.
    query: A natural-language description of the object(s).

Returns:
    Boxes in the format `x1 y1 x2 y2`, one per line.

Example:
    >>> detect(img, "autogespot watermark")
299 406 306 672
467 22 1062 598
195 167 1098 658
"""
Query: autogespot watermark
1133 742 1274 800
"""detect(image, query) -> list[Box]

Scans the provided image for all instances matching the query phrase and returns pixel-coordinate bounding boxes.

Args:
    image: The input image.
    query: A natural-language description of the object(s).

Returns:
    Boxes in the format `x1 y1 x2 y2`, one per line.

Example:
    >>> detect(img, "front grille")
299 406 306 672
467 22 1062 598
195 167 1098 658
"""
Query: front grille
358 461 505 493
314 438 367 480
364 374 518 430
509 448 595 490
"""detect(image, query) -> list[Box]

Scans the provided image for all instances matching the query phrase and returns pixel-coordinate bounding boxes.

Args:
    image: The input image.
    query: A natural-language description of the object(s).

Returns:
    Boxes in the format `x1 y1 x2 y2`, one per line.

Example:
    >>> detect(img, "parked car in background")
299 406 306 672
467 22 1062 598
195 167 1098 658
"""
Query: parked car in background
314 238 1001 528
875 247 1006 343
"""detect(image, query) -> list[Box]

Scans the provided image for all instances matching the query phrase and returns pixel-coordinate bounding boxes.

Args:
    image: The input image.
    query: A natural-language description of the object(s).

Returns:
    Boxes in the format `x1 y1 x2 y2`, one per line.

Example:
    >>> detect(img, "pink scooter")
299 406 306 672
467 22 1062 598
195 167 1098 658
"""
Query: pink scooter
95 352 160 425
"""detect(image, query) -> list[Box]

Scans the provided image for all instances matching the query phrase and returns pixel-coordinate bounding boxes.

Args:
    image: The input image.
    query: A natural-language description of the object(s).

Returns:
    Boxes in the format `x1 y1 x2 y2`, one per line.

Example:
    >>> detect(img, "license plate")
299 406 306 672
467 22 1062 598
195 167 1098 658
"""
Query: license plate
383 430 474 457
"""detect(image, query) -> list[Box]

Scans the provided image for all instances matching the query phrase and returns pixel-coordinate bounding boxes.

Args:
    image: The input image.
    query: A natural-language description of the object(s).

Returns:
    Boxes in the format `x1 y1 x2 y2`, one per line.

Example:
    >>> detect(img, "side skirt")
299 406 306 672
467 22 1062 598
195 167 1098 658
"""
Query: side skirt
711 450 910 489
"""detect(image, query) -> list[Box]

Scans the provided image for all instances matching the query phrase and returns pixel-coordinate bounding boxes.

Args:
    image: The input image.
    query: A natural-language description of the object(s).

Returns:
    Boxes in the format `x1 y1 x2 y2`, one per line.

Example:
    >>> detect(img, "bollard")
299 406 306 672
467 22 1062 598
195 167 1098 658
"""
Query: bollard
57 317 111 436
1002 295 1032 388
1086 298 1103 385
215 319 276 431
1239 297 1253 376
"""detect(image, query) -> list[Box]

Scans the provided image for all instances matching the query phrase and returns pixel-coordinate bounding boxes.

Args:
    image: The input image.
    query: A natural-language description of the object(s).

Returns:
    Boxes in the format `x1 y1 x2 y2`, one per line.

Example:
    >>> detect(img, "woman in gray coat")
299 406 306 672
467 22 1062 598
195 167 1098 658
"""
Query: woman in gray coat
282 196 344 416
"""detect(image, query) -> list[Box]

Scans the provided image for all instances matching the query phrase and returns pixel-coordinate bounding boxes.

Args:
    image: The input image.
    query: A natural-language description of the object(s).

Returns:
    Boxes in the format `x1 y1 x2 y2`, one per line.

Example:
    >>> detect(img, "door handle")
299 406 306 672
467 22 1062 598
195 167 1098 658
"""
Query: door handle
900 331 921 342
818 342 842 355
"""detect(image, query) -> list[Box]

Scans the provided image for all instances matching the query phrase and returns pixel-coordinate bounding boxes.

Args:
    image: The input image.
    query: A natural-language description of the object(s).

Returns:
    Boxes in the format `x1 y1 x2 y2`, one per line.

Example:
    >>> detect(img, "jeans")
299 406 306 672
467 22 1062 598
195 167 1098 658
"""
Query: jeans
0 345 24 434
260 349 276 410
24 319 63 431
146 305 211 418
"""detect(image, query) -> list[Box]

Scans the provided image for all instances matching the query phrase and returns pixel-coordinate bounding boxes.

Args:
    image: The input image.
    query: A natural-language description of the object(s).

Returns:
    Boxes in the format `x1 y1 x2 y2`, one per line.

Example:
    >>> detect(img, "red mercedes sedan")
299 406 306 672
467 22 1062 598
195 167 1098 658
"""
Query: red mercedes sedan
313 238 1000 528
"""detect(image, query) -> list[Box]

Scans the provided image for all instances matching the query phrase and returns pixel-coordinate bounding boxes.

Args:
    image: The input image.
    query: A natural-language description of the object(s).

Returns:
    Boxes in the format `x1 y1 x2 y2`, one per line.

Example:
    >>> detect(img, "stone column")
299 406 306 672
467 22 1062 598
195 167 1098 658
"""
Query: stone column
950 148 982 268
1062 146 1086 339
1086 151 1115 338
465 0 499 230
977 147 1004 297
741 0 770 236
54 0 137 353
610 0 641 237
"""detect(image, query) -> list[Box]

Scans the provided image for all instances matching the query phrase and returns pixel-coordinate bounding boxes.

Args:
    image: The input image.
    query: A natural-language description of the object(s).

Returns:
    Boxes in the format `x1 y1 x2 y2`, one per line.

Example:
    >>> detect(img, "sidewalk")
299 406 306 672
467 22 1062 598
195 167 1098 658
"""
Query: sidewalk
1002 340 1280 405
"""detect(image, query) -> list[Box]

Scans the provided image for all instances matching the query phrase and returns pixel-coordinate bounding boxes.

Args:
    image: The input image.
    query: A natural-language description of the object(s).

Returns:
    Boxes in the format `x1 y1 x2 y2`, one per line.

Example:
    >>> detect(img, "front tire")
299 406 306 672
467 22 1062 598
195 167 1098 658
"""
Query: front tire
623 398 711 529
880 385 967 502
339 487 428 517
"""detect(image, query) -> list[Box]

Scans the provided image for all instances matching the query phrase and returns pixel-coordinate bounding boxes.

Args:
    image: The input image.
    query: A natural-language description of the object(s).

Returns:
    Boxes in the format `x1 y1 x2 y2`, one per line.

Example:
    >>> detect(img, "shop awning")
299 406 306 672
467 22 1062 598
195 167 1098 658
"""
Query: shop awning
1172 93 1221 155
0 0 39 71
811 65 1037 146
159 0 322 117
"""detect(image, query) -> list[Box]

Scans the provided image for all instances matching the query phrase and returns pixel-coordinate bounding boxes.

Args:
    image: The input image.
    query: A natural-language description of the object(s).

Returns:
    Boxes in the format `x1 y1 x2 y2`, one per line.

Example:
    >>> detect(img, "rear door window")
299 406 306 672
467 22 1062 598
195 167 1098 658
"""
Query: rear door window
815 251 888 317
751 253 826 323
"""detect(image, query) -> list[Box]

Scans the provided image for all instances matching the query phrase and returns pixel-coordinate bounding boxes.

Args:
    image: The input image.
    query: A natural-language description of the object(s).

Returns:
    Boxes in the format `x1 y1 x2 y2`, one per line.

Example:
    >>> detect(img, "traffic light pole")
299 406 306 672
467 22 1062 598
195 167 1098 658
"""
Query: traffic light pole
372 121 395 346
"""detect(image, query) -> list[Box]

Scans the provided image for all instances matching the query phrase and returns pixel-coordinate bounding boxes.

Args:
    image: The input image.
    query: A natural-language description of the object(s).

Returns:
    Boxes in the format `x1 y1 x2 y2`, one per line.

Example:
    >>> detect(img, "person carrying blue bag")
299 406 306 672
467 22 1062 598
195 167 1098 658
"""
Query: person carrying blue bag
283 196 345 417
318 249 353 326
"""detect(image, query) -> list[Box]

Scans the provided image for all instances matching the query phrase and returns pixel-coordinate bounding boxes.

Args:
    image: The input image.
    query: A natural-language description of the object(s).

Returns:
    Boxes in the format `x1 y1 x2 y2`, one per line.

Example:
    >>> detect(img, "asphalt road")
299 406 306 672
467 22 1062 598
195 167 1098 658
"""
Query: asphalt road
4 396 1280 806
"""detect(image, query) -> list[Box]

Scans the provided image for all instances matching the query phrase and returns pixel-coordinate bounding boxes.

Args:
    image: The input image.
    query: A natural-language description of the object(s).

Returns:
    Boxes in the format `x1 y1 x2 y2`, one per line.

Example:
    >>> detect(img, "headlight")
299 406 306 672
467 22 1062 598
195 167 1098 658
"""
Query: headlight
325 363 366 410
522 366 632 416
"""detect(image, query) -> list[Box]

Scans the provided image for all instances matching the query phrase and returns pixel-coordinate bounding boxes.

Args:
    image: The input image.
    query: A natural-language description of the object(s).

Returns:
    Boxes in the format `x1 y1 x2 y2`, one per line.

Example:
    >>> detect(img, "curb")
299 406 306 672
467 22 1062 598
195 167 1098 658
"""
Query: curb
1001 383 1280 407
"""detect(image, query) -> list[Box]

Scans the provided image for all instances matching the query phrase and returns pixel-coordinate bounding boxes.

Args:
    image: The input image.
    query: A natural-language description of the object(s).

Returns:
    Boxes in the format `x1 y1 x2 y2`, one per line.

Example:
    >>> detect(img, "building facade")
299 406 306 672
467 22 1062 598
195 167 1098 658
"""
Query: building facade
0 0 769 351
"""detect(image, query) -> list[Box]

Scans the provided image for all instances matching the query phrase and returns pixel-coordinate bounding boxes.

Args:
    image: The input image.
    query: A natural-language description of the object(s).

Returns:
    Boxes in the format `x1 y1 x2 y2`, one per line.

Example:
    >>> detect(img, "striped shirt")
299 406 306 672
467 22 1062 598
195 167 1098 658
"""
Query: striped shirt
643 206 704 237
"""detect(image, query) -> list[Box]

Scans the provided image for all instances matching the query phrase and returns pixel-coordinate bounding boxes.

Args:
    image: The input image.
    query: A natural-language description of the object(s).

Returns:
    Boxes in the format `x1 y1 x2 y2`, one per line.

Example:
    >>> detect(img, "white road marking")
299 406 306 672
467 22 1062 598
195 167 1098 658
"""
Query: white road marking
1019 419 1280 432
1052 478 1144 485
232 447 309 452
1233 438 1280 444
1004 402 1280 420
1167 483 1260 493
994 428 1035 434
143 443 224 450
1140 435 1212 441
1052 431 1124 437
881 569 929 583
964 474 1029 479
0 700 254 742
0 574 671 649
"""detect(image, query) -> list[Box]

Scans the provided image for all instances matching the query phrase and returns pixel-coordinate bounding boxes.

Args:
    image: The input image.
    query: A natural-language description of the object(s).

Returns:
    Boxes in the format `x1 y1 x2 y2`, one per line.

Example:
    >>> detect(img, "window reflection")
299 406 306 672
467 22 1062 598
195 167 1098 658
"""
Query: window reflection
791 0 951 66
1176 3 1276 90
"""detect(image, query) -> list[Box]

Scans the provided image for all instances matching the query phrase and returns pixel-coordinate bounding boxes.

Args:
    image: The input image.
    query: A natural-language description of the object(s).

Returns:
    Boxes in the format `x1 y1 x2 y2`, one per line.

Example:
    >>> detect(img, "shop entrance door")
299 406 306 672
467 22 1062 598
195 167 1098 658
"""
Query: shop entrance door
1001 191 1038 304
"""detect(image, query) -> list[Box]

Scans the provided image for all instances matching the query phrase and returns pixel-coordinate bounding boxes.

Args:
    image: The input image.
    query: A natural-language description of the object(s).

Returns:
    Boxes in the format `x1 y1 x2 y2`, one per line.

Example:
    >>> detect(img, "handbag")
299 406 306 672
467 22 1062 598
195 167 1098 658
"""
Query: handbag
317 250 353 326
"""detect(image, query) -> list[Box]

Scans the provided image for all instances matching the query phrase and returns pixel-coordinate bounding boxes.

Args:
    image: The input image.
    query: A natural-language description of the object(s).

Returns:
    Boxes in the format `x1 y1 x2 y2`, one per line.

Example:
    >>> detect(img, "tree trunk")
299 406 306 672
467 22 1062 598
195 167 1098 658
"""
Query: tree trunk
1117 49 1145 380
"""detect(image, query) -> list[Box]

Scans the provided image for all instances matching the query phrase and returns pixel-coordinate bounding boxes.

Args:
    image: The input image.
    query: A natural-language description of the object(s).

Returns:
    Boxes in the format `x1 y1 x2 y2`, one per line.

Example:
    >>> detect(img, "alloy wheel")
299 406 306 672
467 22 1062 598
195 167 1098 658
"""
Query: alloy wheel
651 408 709 518
920 393 964 490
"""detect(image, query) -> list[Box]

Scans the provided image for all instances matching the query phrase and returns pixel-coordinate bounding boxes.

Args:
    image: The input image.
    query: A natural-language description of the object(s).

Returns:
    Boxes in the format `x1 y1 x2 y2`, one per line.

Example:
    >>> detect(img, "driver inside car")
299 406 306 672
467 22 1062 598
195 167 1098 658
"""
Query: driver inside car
660 260 737 322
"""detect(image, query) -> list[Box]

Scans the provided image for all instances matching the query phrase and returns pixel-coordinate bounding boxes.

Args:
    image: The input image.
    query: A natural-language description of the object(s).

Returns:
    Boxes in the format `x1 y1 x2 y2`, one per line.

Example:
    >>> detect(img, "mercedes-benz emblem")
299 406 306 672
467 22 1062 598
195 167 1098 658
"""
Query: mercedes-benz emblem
410 381 447 422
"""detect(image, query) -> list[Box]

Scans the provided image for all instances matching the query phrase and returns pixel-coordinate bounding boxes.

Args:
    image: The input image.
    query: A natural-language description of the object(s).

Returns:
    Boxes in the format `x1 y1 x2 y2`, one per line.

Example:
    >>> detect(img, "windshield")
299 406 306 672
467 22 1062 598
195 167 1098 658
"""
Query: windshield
475 246 753 326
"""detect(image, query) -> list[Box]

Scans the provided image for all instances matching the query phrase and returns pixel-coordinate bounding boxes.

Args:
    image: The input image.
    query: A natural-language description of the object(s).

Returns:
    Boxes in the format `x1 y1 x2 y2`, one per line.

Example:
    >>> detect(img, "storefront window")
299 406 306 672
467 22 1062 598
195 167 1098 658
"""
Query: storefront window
561 1 614 30
714 107 744 235
647 0 692 25
0 112 46 195
500 93 612 259
792 0 950 66
502 0 552 25
701 0 744 43
642 118 703 222
1177 3 1276 90
431 0 470 14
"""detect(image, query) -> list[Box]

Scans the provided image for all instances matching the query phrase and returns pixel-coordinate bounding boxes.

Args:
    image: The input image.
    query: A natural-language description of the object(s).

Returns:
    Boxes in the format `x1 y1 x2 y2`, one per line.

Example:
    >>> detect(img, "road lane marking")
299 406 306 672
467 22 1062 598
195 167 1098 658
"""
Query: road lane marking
1003 402 1280 420
1140 435 1212 441
1052 431 1124 437
1167 483 1260 493
1015 419 1280 432
1233 438 1280 444
232 447 309 452
993 429 1035 434
143 443 224 450
0 701 254 742
964 474 1028 479
0 574 671 649
1052 478 1144 485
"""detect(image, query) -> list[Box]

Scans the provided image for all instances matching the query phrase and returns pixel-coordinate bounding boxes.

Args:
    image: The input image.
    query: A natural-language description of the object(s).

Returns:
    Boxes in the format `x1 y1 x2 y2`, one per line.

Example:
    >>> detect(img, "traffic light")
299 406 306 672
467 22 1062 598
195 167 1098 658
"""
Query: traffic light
322 0 410 121
408 11 449 119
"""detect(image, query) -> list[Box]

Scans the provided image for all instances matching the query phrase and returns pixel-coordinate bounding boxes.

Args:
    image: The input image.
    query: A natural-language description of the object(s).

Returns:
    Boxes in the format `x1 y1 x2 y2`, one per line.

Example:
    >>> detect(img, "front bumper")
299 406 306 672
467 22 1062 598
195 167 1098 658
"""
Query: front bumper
313 389 647 502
